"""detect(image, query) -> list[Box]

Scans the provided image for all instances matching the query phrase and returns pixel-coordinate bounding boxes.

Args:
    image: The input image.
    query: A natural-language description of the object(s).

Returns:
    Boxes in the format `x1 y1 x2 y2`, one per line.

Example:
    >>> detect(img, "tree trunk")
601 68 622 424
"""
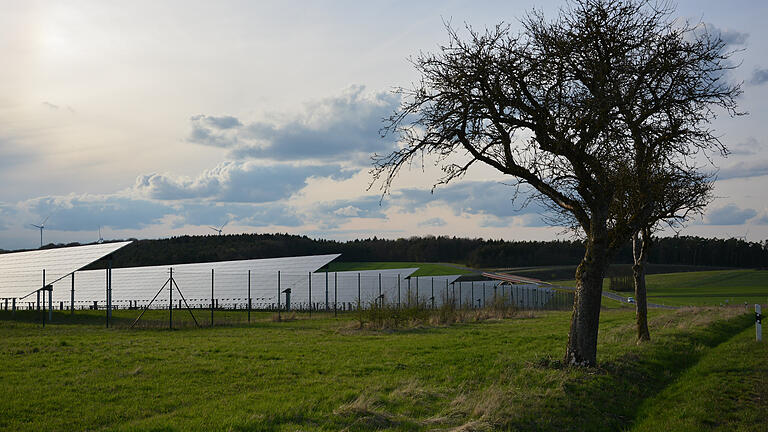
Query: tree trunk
564 234 610 367
632 229 651 342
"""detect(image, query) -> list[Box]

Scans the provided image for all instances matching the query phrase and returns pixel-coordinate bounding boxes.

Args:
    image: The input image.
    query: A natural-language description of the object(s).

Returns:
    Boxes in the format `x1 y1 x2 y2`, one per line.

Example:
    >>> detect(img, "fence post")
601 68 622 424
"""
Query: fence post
378 273 382 305
415 277 419 307
431 277 435 309
169 268 173 330
358 272 361 311
277 270 282 320
309 272 312 317
757 304 763 342
12 298 15 316
71 272 75 315
471 282 474 309
334 272 338 317
397 274 401 309
248 270 251 323
211 269 214 327
325 271 329 312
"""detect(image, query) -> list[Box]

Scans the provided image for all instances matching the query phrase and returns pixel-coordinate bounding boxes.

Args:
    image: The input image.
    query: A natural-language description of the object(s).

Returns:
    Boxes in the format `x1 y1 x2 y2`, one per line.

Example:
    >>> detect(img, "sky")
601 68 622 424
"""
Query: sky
1 0 767 250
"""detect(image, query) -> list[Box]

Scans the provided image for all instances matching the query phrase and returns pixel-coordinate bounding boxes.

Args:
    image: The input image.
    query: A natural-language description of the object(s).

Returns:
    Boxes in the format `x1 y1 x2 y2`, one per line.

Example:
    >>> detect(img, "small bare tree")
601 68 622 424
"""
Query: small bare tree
372 0 741 366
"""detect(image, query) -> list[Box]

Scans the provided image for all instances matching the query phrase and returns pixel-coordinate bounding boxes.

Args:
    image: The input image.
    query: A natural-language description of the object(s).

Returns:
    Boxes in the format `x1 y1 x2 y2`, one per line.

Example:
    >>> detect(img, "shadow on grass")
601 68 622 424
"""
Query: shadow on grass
503 313 753 432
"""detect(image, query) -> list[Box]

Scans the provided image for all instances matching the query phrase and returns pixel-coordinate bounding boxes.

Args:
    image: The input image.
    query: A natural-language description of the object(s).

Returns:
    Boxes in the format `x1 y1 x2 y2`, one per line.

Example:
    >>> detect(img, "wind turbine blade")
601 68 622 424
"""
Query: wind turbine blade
41 215 50 226
220 220 229 229
30 224 42 229
209 226 219 231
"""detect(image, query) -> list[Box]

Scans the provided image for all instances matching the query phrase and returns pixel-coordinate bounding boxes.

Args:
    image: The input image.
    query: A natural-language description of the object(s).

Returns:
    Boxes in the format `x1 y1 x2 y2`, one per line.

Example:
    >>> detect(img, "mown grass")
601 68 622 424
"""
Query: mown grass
556 269 768 307
0 303 760 431
324 262 472 276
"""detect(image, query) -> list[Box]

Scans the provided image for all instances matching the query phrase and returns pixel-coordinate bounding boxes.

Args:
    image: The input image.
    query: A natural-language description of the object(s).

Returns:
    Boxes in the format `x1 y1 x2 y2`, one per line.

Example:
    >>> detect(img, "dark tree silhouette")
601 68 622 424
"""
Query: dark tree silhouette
372 0 741 365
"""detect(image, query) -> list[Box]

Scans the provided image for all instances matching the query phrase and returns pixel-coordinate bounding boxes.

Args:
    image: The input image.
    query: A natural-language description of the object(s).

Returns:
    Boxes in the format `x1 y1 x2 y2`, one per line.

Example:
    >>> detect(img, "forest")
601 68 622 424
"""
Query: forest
13 233 765 270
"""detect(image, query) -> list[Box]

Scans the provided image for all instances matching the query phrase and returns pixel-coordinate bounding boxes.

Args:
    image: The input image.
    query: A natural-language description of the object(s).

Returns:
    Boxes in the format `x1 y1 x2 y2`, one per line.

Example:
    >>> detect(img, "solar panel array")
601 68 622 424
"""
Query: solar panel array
49 254 341 309
0 241 132 299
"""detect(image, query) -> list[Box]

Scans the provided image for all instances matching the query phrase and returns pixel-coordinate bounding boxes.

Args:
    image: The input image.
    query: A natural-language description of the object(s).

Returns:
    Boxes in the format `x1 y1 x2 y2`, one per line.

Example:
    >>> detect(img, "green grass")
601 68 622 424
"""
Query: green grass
324 261 472 276
0 305 761 431
631 325 768 431
556 269 768 307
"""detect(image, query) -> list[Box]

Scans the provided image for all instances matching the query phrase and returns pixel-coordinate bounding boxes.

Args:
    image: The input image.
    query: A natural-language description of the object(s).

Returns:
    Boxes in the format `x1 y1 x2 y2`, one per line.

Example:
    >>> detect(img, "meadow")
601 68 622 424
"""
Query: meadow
2 268 766 431
556 268 768 307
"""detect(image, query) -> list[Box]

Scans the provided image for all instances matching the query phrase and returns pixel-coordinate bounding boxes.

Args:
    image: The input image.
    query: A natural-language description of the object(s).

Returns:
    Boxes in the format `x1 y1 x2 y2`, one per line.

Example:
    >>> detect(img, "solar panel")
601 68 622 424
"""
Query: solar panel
0 241 132 300
50 254 341 308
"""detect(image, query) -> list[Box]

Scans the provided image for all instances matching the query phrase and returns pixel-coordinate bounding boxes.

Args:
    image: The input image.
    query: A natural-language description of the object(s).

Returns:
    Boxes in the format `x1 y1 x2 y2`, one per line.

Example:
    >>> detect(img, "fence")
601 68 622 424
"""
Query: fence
1 268 574 327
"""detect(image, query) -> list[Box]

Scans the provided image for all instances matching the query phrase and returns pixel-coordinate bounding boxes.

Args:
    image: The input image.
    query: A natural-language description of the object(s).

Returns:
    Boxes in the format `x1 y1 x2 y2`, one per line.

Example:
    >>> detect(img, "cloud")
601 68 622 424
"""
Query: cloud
727 137 765 156
24 194 175 231
393 181 550 220
704 204 757 225
187 85 400 164
42 101 75 113
178 202 302 228
749 67 768 86
311 195 389 228
418 217 447 227
718 159 768 180
134 161 354 203
703 23 749 47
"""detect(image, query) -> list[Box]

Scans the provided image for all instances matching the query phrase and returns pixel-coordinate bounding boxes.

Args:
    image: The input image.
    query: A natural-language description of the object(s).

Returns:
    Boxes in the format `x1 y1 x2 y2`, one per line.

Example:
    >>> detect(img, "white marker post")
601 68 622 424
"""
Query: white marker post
757 304 763 342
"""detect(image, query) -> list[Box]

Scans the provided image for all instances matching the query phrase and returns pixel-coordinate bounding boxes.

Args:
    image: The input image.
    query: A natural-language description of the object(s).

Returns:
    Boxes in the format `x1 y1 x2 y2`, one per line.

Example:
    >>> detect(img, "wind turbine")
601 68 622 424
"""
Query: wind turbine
209 220 228 236
30 215 50 248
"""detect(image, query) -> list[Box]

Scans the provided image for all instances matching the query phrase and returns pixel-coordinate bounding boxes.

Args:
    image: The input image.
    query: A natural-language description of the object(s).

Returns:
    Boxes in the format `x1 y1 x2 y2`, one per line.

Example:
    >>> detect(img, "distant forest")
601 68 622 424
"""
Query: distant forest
11 233 766 270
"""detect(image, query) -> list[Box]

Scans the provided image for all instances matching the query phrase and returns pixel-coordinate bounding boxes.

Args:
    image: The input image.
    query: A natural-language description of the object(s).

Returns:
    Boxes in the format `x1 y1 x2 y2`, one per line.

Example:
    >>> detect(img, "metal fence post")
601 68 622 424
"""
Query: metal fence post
211 269 214 327
325 271 329 312
397 274 401 309
309 272 312 316
247 270 251 323
334 272 338 317
358 272 361 311
169 268 173 330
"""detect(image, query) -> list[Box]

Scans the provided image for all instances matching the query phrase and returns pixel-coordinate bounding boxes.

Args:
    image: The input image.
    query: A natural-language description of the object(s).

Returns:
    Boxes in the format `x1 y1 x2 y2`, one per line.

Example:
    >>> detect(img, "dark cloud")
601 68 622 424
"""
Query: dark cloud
727 137 764 156
26 195 175 231
749 67 768 86
704 23 749 47
705 204 757 225
418 217 447 227
393 181 550 221
134 161 354 203
718 159 768 180
188 85 400 164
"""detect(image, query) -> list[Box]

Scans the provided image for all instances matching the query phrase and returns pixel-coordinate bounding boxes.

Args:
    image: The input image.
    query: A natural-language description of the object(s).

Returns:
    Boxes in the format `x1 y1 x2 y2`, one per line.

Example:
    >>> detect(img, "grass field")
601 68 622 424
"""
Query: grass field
1 303 764 431
325 261 473 276
556 269 768 307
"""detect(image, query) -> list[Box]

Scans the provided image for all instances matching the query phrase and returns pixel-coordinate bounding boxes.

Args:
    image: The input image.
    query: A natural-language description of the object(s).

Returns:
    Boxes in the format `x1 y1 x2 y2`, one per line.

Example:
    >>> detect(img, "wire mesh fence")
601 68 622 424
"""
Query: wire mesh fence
1 267 575 328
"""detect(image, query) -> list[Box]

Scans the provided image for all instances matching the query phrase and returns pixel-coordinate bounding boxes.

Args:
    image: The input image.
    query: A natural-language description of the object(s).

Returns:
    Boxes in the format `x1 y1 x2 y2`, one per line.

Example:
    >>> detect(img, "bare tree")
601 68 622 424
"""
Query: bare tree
625 166 714 342
372 0 741 366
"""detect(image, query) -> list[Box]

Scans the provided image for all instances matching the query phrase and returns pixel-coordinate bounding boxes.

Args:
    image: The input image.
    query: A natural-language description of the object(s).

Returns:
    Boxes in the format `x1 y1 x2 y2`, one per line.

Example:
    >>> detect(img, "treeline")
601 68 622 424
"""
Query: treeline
54 233 768 270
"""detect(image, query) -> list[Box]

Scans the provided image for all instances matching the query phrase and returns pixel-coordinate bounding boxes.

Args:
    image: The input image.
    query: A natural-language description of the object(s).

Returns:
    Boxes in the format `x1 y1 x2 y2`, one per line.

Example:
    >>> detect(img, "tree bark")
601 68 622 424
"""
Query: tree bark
632 229 651 342
564 233 610 367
